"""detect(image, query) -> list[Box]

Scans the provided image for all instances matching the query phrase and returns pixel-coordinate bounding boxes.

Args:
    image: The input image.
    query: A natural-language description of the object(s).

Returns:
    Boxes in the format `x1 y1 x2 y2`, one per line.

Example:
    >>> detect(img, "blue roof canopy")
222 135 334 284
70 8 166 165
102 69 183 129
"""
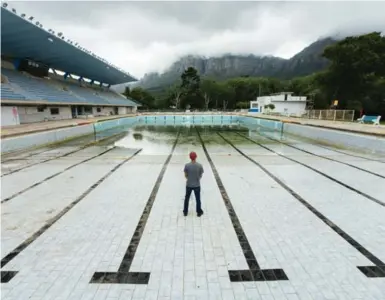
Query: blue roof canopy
1 7 137 85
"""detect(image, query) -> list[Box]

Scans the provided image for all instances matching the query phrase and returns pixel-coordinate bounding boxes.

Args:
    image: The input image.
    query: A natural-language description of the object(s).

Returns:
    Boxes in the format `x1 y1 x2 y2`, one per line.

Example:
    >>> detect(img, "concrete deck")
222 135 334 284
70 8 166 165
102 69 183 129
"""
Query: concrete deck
1 128 385 300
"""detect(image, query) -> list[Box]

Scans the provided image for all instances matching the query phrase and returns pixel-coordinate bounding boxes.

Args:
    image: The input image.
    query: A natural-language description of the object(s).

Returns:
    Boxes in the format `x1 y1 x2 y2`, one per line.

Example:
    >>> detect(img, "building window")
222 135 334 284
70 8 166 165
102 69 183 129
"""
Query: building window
50 108 59 115
37 106 44 112
96 107 101 113
284 94 288 101
84 106 92 114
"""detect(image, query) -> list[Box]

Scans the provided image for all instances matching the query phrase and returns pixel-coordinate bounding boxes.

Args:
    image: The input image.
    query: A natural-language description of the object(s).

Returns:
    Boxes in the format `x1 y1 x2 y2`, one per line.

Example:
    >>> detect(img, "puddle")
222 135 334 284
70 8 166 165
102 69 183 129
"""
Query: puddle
104 124 283 155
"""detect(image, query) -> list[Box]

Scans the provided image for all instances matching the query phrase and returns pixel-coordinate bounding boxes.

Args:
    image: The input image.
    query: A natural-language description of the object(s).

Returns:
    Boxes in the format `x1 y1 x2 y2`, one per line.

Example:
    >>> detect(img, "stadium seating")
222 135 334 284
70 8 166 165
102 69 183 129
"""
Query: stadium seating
64 82 110 105
1 84 26 100
1 68 137 107
98 90 138 106
1 68 82 103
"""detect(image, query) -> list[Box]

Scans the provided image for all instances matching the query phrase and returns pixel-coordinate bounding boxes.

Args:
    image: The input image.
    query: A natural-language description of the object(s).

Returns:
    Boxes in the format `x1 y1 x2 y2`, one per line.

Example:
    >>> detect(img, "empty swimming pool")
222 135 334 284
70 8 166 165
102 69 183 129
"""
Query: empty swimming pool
1 118 385 299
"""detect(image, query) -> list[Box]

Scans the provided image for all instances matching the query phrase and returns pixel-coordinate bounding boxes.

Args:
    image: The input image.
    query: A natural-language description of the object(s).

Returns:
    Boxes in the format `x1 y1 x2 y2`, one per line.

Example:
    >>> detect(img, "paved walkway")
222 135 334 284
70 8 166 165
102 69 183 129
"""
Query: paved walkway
0 115 135 138
1 128 384 299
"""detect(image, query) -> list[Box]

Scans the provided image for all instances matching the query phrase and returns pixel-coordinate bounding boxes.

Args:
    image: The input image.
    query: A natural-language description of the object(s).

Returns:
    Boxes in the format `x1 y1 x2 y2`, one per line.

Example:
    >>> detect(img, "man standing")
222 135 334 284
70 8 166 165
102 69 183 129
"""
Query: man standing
183 151 204 217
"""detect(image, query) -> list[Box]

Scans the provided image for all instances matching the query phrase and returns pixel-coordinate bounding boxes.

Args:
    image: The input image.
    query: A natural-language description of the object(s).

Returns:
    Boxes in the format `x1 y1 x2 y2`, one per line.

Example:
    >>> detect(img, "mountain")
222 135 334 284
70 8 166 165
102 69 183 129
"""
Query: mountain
113 37 338 92
279 37 338 78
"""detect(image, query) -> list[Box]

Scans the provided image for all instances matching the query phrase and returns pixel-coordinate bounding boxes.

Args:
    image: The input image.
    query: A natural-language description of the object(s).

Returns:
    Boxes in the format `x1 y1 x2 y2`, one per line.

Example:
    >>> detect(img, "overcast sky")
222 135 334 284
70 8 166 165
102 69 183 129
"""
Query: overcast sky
8 1 385 78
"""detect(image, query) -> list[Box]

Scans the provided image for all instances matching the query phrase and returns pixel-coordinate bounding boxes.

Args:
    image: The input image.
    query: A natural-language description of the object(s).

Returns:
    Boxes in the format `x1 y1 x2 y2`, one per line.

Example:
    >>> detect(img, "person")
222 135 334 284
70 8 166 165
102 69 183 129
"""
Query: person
183 151 204 217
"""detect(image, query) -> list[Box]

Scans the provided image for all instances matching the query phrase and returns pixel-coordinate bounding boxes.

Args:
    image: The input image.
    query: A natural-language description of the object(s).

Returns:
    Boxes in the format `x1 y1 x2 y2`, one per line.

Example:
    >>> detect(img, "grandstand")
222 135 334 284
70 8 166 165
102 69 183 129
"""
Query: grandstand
0 4 139 126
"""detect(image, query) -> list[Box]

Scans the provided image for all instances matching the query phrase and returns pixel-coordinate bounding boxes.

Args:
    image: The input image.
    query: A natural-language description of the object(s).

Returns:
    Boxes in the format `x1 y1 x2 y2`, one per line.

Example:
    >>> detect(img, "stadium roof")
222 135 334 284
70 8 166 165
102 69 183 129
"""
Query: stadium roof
1 7 137 85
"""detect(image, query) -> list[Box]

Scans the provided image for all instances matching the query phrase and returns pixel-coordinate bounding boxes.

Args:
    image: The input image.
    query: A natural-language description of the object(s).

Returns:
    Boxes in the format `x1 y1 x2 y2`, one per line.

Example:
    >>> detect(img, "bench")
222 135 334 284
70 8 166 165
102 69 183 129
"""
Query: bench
357 115 381 125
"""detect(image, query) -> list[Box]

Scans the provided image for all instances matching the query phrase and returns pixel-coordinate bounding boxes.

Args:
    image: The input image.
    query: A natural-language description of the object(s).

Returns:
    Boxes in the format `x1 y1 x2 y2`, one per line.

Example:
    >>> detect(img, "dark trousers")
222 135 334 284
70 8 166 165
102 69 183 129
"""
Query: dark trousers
184 186 202 214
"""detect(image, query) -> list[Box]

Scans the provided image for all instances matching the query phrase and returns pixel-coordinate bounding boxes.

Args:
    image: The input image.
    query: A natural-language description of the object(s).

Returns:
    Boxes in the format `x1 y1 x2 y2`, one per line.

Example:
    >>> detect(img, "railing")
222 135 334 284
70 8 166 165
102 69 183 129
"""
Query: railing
304 110 355 122
137 109 357 122
137 109 241 115
262 110 355 121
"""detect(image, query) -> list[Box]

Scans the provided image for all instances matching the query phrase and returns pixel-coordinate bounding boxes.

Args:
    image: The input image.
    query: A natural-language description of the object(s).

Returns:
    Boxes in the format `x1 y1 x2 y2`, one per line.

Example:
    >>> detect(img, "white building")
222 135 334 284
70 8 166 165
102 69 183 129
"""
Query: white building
250 92 307 116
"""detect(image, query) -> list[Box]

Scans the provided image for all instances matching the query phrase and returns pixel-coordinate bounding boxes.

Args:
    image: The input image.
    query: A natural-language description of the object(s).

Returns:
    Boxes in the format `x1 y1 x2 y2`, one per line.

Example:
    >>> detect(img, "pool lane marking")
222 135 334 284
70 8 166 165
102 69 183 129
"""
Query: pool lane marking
2 146 117 203
260 133 385 179
197 128 289 282
90 131 180 285
0 148 142 283
236 132 385 208
219 132 385 279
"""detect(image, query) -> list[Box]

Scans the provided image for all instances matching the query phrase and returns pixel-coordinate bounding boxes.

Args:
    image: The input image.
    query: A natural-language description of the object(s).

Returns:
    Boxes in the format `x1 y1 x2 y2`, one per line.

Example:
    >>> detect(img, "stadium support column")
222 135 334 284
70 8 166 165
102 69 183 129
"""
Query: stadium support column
99 82 103 87
64 72 69 80
79 77 83 84
90 80 94 86
13 58 21 70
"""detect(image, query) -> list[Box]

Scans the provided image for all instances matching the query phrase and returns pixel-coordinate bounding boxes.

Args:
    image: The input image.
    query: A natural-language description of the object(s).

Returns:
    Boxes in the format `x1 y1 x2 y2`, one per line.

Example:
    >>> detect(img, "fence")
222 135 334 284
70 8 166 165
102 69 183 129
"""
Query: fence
137 109 356 121
138 109 241 115
304 110 355 122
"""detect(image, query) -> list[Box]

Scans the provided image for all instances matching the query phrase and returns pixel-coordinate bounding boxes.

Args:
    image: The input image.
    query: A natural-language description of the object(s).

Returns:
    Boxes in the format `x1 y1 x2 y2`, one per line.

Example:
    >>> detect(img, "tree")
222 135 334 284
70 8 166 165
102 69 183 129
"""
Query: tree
167 85 183 109
123 86 131 98
201 79 222 110
226 77 257 107
181 67 201 91
217 83 235 110
128 87 155 109
320 32 385 112
180 67 203 109
235 101 249 109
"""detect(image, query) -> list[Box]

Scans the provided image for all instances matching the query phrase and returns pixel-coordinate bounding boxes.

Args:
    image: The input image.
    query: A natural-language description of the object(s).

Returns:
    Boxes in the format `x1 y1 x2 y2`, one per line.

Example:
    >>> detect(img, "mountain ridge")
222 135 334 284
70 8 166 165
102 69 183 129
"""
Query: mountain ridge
113 37 339 92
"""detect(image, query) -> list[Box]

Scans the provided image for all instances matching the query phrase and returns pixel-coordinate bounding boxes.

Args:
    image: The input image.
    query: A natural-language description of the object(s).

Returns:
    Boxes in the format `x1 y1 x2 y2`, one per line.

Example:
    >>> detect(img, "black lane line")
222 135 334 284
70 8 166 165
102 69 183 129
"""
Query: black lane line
312 144 385 164
218 132 385 279
197 128 288 282
1 132 125 177
236 133 385 208
261 134 385 179
1 147 84 177
1 145 93 177
1 147 117 204
279 134 385 164
2 147 53 163
90 131 180 285
0 149 142 283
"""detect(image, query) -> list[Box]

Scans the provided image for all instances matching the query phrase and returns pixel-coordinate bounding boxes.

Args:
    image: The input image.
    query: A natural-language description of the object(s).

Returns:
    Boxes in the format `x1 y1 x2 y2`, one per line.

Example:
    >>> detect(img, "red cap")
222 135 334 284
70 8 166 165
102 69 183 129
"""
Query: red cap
189 151 197 160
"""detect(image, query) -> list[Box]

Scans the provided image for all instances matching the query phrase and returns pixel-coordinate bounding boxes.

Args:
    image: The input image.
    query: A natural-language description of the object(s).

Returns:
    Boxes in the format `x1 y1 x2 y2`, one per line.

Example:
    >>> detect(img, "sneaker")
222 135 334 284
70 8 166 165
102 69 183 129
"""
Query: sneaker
197 211 204 217
183 212 188 217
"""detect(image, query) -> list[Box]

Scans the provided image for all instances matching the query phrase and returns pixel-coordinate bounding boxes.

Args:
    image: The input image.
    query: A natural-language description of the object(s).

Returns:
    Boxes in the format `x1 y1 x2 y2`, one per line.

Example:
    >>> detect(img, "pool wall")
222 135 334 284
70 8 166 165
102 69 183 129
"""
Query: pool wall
239 116 283 132
283 122 385 154
136 114 240 126
2 115 384 155
94 117 137 132
1 124 94 154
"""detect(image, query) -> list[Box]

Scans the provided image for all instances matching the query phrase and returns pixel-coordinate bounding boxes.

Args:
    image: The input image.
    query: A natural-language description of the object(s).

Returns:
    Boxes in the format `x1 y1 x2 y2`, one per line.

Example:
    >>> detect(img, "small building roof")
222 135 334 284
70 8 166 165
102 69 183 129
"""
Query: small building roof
269 92 294 96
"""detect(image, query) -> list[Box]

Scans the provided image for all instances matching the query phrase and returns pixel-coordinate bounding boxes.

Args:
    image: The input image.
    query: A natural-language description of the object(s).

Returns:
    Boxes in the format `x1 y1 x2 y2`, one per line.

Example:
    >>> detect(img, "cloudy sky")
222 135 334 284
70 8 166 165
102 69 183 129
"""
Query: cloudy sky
8 1 385 78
